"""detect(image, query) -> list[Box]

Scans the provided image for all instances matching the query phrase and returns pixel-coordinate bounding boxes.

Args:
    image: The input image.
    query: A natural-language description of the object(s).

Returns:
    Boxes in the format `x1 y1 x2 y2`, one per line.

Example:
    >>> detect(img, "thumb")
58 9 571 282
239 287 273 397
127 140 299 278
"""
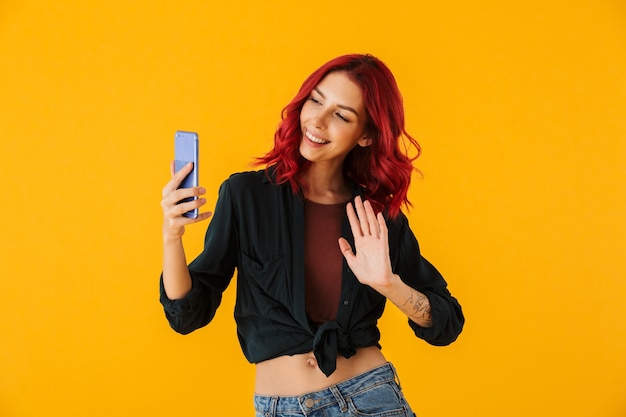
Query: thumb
338 238 355 261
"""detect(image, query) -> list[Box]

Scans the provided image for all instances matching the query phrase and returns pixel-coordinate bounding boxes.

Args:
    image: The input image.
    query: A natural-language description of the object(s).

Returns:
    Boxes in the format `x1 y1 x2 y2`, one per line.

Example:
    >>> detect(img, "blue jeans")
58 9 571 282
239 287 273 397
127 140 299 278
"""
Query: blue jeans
253 363 416 416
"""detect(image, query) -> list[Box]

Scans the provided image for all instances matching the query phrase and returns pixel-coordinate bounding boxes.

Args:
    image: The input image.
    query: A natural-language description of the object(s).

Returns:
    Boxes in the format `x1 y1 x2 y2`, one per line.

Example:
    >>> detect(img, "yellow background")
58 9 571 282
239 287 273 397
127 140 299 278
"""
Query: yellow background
1 1 625 416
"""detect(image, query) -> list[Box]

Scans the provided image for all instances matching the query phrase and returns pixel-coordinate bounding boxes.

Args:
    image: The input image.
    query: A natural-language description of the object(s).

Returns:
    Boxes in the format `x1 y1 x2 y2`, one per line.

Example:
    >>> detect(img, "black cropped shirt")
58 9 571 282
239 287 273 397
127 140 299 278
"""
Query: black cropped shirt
159 168 464 376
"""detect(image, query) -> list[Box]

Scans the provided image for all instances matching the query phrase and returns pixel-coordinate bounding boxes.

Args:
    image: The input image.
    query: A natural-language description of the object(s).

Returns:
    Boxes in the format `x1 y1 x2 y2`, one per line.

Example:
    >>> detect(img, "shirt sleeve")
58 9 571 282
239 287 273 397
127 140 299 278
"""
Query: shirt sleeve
390 213 465 346
159 179 238 335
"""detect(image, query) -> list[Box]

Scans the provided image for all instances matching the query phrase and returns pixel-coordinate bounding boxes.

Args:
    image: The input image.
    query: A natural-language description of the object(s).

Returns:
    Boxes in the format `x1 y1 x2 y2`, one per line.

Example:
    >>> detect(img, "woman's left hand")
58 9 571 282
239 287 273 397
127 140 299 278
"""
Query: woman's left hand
338 196 397 293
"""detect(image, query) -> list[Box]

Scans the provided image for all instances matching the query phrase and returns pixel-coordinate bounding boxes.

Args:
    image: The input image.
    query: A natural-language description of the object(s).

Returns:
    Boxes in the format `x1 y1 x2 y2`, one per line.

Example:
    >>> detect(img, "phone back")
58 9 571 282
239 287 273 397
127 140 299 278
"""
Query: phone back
174 131 199 218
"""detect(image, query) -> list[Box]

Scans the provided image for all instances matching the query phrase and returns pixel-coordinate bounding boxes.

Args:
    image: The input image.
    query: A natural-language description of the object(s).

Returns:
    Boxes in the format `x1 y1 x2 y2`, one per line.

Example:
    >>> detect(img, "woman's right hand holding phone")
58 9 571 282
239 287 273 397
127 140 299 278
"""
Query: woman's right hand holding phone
161 161 212 242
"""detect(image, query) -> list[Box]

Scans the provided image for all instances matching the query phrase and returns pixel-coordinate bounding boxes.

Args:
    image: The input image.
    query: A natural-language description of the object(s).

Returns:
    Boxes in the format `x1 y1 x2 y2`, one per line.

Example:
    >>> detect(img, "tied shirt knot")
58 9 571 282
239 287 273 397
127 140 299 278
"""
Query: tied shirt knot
312 321 356 377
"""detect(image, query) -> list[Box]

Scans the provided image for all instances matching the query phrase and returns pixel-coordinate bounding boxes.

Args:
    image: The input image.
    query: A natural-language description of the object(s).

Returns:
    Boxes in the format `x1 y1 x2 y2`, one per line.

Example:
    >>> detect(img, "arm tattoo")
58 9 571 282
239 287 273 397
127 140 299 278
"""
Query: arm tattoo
401 289 433 326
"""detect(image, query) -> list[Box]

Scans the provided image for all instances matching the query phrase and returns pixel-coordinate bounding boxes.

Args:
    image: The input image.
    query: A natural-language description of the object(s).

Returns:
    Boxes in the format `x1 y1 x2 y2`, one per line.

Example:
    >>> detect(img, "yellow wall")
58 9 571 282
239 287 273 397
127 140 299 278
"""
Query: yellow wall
2 1 625 416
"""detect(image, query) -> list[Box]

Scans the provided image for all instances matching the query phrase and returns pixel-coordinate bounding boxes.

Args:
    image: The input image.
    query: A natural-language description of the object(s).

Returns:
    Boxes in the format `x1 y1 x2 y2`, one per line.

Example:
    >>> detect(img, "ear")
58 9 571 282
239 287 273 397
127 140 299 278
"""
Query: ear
357 136 372 148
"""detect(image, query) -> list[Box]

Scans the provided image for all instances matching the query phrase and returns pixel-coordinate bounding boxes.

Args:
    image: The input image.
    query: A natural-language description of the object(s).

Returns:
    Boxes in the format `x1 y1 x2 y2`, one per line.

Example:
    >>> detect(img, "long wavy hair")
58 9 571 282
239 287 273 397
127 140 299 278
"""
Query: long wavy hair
256 54 420 219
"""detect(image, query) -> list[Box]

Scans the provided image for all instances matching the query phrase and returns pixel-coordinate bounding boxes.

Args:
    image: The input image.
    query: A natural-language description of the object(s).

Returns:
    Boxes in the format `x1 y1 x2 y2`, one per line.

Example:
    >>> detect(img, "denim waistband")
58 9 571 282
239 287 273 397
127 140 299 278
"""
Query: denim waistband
253 362 401 415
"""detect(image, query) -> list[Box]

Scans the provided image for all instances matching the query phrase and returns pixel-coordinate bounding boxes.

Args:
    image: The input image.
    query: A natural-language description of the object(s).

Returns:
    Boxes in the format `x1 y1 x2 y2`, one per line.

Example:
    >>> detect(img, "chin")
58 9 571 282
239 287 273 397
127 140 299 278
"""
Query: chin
299 149 314 163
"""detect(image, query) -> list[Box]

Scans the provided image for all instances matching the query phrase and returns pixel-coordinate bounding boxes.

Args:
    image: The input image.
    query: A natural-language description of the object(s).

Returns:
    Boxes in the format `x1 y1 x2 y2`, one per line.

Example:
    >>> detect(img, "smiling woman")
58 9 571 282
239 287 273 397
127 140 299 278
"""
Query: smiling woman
159 54 464 416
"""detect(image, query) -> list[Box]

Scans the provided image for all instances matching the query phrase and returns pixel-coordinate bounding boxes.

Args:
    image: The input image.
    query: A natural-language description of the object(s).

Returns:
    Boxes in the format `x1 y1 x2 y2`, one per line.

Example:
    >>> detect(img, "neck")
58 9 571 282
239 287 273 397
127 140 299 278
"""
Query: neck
300 164 352 205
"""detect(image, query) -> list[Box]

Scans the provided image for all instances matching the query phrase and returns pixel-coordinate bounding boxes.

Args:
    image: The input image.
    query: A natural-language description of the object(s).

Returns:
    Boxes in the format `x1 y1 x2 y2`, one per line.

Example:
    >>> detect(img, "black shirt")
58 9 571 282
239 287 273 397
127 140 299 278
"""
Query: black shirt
159 168 464 376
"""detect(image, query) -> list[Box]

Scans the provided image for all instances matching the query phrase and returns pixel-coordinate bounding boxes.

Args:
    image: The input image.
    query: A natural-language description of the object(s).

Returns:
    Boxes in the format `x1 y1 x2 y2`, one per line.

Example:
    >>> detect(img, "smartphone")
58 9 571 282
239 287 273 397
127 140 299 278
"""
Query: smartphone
174 130 199 219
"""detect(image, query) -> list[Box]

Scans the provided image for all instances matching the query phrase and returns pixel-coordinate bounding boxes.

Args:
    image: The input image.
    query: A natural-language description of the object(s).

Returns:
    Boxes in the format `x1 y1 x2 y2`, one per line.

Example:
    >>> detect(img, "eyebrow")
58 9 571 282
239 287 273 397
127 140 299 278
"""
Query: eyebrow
313 87 360 118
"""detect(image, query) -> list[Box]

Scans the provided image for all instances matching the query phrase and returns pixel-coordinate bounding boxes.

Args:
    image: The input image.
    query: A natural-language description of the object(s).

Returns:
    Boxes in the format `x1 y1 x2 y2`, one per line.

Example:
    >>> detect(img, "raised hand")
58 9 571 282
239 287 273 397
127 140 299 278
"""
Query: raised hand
338 196 395 292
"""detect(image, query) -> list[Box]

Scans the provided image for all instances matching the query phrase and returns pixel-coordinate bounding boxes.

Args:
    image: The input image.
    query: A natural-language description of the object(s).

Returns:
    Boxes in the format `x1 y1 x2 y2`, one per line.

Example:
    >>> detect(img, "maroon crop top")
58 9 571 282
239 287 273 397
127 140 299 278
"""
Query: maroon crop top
304 199 346 325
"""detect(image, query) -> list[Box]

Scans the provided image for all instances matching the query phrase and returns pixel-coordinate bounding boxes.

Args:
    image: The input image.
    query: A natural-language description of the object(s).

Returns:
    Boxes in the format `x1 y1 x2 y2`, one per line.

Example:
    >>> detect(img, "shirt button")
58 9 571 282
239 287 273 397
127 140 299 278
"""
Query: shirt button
304 398 315 408
343 300 349 305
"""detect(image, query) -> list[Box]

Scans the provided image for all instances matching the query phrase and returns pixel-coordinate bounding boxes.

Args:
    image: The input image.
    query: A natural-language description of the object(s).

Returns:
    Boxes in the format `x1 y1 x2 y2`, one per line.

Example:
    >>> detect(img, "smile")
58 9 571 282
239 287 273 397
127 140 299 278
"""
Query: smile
305 131 329 144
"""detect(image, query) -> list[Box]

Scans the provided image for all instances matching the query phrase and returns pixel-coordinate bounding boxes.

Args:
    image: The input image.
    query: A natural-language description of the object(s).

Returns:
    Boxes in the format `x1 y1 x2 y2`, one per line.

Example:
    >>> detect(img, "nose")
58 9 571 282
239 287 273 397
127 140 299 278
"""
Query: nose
312 110 328 130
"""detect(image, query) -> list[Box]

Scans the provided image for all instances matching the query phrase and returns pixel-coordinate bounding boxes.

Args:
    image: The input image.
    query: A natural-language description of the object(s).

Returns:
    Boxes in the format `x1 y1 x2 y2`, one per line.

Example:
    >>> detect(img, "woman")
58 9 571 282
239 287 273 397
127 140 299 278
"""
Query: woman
160 54 464 416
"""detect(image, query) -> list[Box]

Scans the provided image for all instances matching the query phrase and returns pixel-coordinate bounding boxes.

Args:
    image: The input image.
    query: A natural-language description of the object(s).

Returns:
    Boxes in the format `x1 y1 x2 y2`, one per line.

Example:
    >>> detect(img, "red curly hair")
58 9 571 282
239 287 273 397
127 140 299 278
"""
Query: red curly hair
256 54 420 219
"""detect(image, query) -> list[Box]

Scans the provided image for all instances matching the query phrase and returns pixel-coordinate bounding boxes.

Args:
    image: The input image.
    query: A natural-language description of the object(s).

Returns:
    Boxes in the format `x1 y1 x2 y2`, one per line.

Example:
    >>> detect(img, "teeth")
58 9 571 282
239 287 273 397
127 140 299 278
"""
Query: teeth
306 131 329 144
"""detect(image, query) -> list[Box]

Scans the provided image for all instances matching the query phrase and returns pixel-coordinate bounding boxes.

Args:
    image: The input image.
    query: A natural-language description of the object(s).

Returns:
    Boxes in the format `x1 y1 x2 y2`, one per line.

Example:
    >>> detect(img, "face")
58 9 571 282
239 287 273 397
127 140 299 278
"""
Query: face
299 71 371 169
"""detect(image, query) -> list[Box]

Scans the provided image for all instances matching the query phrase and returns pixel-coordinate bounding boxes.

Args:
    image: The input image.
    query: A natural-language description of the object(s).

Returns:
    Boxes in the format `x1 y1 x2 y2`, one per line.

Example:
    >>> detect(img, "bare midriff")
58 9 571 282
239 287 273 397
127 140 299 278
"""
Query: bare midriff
254 346 387 396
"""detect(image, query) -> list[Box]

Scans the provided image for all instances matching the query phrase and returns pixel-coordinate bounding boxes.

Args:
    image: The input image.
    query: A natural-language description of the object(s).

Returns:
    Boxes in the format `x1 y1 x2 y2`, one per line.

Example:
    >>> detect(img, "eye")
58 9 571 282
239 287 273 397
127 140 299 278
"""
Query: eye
335 112 349 122
308 96 321 105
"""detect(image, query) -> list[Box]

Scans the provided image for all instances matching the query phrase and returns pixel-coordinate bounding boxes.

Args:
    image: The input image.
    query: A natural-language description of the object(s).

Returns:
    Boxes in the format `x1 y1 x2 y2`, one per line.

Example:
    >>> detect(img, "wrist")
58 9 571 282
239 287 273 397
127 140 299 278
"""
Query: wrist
163 232 184 245
372 273 402 297
162 223 185 244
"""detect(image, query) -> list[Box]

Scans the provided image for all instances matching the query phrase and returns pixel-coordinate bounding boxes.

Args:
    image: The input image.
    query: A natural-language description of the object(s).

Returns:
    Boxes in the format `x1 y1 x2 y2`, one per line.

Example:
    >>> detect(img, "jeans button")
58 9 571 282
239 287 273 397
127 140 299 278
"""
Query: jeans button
304 398 315 408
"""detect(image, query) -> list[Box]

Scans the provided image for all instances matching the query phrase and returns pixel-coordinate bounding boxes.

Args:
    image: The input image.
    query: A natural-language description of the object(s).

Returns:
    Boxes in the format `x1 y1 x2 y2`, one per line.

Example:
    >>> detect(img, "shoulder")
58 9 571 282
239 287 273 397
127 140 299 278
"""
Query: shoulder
222 167 285 197
225 169 270 188
216 168 293 217
386 210 417 247
386 210 409 230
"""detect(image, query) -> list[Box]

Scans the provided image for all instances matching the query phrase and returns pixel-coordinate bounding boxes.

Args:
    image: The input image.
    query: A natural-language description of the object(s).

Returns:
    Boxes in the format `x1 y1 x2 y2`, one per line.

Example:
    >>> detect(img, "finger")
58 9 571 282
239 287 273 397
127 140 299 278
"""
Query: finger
179 195 209 216
377 212 388 244
163 162 194 196
162 186 205 211
363 200 380 238
353 196 370 235
164 197 206 218
191 211 213 223
162 186 206 209
346 202 363 237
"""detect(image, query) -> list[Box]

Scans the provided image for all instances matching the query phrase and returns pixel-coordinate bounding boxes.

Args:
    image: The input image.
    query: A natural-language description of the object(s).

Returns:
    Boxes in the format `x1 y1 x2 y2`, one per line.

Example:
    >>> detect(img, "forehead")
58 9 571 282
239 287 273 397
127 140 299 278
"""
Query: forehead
315 71 365 110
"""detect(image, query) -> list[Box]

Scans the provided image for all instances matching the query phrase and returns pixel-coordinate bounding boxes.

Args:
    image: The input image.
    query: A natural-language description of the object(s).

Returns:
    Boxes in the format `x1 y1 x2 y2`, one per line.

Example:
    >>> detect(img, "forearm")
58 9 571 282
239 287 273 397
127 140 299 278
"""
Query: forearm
162 237 193 300
375 274 433 328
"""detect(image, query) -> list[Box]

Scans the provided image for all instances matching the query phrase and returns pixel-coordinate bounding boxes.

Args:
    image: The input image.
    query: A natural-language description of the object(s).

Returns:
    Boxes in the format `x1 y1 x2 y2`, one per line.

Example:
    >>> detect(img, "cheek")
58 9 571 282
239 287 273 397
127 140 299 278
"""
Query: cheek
299 113 312 130
333 124 360 140
300 102 314 121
